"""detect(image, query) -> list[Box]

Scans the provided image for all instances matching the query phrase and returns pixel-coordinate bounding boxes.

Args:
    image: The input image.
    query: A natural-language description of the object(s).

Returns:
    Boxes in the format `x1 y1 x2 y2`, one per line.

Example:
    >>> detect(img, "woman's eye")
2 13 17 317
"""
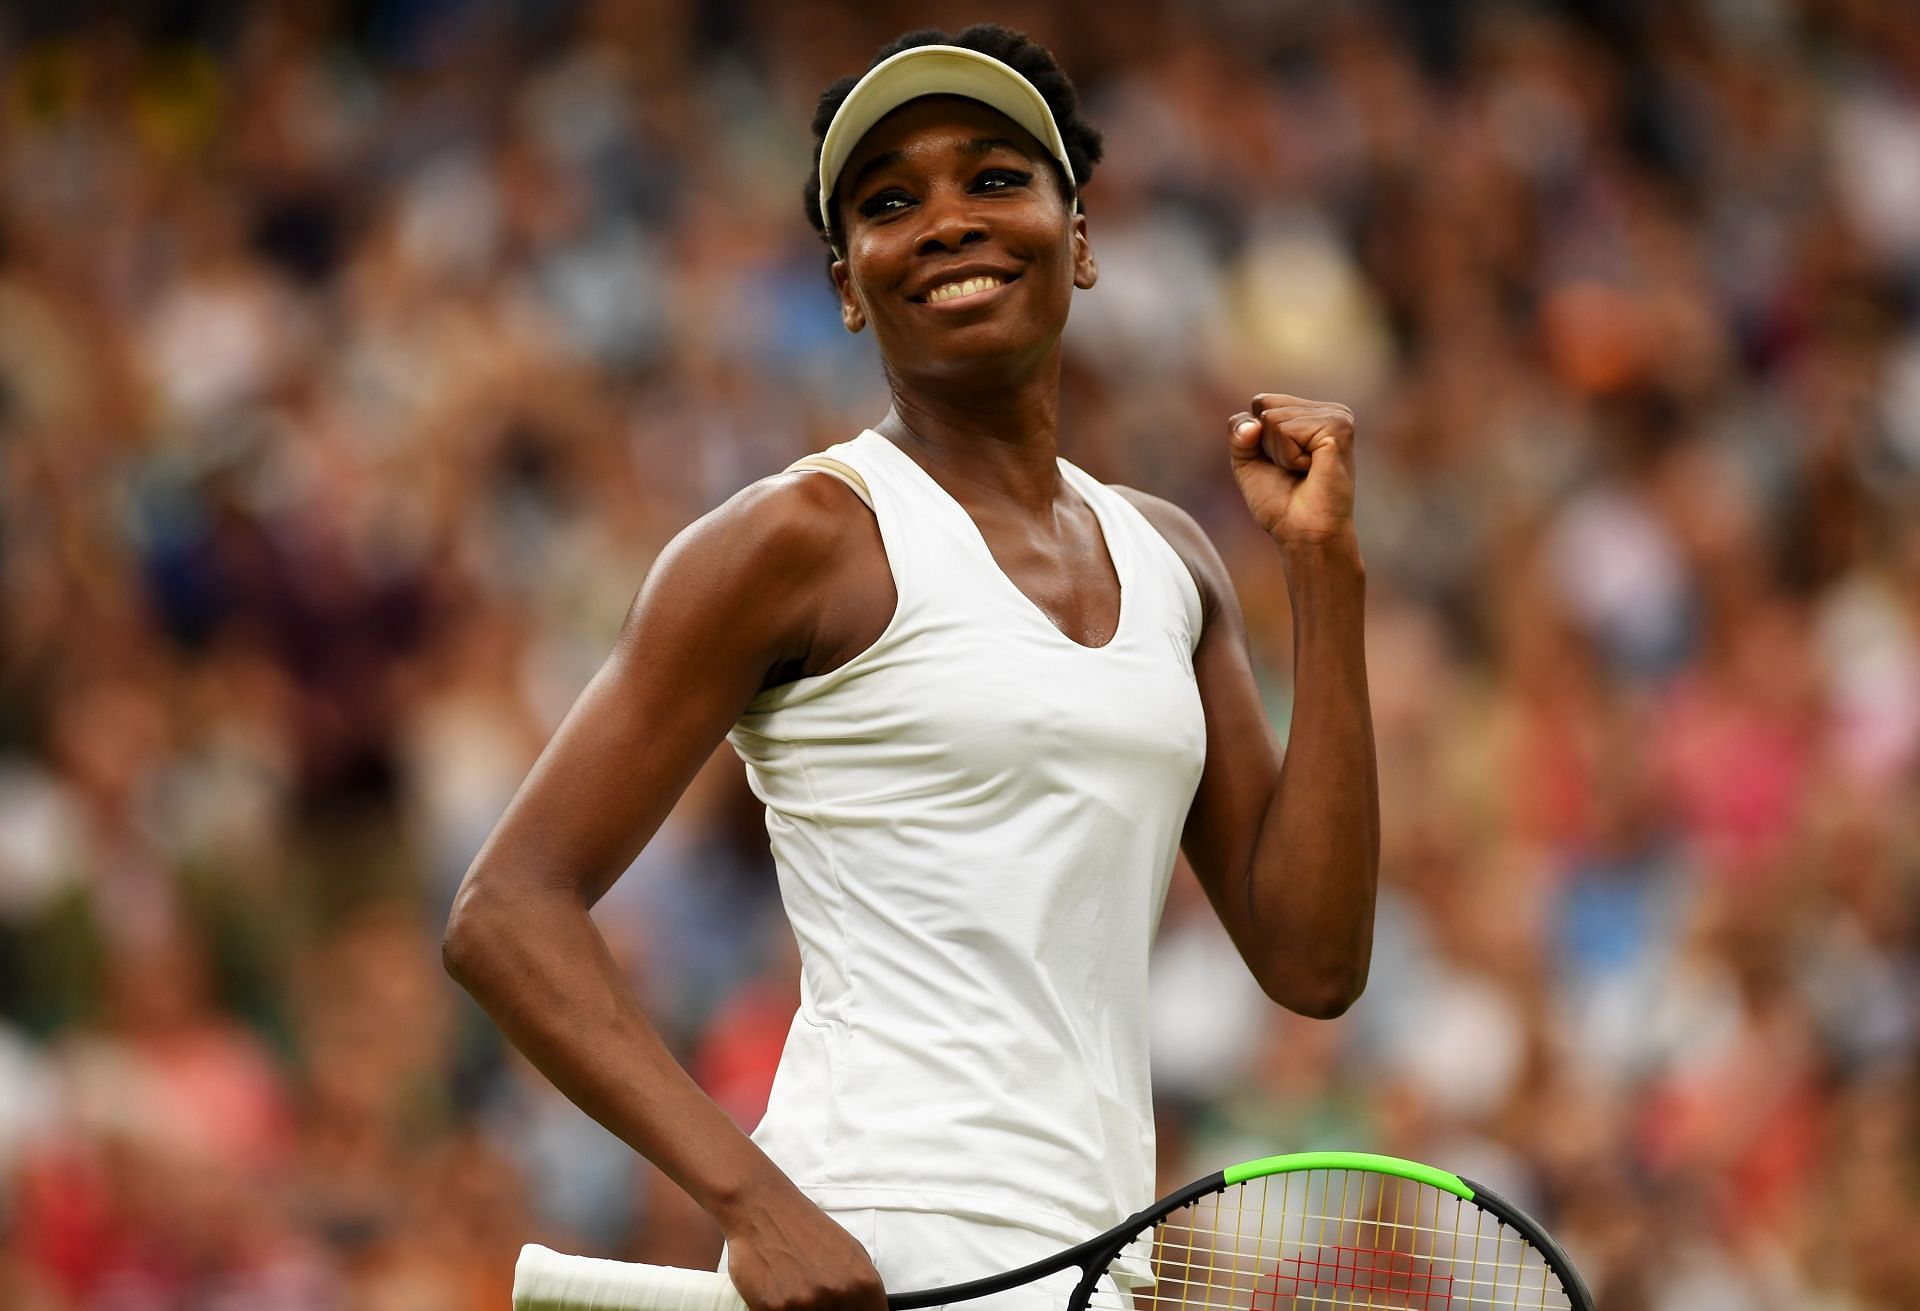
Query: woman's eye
975 169 1033 191
858 189 914 218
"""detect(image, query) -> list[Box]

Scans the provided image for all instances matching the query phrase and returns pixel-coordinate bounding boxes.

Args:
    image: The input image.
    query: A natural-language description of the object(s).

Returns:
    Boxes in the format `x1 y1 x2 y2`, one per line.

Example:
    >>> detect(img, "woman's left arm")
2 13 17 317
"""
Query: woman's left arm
1124 393 1378 1018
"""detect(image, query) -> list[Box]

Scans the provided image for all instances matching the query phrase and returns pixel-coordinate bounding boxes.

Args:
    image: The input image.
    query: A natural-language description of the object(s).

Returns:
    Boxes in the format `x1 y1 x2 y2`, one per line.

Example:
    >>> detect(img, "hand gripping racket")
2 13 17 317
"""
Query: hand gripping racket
514 1150 1594 1311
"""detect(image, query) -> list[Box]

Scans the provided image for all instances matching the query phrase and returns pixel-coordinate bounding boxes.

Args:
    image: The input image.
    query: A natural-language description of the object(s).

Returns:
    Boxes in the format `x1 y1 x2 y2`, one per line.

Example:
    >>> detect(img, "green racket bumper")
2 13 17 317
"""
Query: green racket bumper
1222 1150 1473 1199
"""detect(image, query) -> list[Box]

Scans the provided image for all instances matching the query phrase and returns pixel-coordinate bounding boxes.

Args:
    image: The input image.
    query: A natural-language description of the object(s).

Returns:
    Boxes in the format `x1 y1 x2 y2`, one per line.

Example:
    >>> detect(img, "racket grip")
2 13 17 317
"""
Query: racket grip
514 1244 751 1311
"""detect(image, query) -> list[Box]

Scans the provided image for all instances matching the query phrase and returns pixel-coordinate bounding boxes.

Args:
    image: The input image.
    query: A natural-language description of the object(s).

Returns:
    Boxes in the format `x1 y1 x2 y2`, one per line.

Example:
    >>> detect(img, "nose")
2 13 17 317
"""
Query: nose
915 187 987 255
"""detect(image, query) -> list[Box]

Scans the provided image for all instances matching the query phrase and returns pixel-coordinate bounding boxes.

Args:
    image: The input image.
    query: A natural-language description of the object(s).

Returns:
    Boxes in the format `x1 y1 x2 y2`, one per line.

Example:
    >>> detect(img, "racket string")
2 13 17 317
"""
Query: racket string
1119 1270 1571 1303
1100 1174 1573 1311
1094 1296 1561 1311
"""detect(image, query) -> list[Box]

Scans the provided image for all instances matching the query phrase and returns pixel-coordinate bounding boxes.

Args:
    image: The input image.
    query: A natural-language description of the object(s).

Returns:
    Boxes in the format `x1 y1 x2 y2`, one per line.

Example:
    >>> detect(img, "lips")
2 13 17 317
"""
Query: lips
927 275 1007 304
908 265 1023 304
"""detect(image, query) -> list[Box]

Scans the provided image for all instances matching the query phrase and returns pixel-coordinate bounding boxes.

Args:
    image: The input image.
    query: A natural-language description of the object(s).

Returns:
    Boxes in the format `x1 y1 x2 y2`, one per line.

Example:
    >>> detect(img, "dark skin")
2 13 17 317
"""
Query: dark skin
444 94 1377 1311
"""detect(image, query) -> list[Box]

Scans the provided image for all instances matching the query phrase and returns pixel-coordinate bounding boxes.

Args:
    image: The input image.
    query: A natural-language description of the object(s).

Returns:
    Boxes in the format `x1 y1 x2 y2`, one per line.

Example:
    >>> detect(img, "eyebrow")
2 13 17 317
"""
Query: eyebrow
843 136 1034 193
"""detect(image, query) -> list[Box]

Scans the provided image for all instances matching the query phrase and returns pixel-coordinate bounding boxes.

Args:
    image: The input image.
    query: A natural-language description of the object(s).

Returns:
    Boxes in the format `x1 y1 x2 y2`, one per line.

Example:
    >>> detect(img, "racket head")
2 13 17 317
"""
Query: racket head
1073 1151 1593 1311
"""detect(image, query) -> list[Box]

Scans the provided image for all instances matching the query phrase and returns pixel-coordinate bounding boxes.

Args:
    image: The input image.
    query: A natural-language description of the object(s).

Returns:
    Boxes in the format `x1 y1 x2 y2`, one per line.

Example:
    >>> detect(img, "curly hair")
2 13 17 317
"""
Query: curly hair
803 23 1105 261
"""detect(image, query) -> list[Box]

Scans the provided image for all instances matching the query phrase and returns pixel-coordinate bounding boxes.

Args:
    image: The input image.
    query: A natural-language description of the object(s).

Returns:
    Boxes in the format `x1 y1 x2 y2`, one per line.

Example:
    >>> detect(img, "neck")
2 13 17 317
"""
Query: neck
875 349 1064 513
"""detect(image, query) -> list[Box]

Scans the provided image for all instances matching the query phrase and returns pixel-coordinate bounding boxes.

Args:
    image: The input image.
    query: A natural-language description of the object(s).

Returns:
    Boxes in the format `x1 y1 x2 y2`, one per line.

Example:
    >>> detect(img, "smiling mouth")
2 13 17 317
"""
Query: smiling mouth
915 273 1020 306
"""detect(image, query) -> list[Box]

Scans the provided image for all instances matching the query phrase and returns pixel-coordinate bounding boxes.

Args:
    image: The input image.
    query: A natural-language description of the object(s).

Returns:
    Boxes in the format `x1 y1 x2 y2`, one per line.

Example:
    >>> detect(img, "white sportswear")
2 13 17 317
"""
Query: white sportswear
726 428 1208 1245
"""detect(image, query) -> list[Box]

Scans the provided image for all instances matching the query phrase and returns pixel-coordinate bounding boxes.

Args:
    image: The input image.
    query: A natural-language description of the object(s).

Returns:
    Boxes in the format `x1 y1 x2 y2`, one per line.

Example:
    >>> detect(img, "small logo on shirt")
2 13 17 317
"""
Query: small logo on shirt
1165 626 1195 676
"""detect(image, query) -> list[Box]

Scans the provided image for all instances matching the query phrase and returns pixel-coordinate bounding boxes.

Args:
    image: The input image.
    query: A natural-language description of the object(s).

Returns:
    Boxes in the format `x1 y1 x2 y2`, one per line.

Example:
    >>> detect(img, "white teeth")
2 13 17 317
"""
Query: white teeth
926 275 1004 304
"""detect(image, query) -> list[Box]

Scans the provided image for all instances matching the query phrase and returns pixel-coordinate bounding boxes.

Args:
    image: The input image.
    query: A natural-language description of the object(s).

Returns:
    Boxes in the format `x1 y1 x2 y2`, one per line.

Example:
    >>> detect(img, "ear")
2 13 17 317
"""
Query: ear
830 258 866 334
1071 211 1097 291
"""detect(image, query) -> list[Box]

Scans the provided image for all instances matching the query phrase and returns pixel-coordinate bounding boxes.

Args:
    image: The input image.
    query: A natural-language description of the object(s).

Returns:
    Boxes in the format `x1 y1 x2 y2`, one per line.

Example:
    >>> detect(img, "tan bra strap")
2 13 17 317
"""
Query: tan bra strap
785 454 873 509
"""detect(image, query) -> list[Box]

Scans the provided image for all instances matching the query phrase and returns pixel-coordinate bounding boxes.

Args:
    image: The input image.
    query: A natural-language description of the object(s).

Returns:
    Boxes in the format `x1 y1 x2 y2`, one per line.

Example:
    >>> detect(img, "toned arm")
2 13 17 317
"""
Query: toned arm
442 470 890 1311
1119 489 1379 1019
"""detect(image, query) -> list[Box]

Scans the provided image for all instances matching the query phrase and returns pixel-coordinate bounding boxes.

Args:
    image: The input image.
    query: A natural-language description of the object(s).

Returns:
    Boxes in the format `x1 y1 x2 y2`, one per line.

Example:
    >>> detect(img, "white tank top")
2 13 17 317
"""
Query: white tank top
725 428 1207 1244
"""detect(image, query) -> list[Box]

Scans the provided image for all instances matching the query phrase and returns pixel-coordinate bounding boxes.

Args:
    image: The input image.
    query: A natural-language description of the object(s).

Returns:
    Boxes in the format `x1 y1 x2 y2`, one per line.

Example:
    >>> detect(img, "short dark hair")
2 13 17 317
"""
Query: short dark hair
803 23 1105 260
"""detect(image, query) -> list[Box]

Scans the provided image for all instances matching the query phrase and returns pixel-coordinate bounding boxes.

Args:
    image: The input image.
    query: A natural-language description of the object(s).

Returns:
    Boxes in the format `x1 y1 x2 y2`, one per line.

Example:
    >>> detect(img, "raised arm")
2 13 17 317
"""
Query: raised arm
1121 394 1378 1019
441 471 888 1310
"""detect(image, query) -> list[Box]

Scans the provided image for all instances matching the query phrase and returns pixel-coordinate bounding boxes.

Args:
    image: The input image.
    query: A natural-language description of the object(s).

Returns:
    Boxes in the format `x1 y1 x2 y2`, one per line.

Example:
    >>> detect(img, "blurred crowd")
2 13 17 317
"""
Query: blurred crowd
1 0 1918 1307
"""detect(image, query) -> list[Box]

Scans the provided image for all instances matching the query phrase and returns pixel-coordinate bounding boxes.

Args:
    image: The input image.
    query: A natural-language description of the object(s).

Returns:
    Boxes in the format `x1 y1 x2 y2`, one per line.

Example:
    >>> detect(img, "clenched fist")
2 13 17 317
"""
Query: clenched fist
723 1186 886 1311
1227 393 1357 550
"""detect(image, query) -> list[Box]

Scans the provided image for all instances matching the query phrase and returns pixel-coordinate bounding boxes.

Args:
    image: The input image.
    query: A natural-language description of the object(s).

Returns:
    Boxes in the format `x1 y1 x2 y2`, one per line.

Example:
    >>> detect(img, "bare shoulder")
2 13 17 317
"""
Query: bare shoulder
691 466 875 573
617 467 881 663
646 465 889 686
644 466 875 616
1111 485 1228 624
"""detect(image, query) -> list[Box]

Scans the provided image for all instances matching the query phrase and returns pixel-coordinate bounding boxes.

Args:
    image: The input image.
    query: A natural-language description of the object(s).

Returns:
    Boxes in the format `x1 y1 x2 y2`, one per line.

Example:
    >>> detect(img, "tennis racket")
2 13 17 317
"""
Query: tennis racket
513 1150 1594 1311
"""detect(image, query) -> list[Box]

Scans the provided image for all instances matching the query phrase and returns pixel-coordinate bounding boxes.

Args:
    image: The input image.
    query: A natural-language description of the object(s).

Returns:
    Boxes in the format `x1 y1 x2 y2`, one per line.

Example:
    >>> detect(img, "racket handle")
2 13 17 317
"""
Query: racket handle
514 1244 751 1311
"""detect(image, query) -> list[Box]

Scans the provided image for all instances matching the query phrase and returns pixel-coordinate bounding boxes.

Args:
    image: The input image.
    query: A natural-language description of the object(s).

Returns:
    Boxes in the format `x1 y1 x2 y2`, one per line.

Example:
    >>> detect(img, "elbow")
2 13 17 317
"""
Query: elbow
1256 960 1370 1020
440 917 472 987
441 876 504 989
1286 975 1367 1020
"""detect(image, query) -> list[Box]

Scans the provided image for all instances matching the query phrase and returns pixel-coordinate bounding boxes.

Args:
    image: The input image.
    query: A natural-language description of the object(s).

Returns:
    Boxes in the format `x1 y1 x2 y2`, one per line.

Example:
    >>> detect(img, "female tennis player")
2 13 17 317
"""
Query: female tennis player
444 23 1377 1311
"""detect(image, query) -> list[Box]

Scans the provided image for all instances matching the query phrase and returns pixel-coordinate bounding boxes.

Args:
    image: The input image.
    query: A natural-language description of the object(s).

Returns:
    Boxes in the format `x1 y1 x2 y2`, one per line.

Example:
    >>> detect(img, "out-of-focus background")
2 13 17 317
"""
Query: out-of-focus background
1 0 1917 1306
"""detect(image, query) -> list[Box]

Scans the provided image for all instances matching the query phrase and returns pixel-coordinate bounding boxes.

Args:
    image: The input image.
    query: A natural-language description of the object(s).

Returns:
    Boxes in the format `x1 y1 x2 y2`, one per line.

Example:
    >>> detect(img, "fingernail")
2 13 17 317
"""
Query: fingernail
1235 420 1259 440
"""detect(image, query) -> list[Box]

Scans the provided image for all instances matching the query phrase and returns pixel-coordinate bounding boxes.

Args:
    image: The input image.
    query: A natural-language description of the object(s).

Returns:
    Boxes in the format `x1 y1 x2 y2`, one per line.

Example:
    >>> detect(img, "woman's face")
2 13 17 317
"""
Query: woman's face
830 95 1096 383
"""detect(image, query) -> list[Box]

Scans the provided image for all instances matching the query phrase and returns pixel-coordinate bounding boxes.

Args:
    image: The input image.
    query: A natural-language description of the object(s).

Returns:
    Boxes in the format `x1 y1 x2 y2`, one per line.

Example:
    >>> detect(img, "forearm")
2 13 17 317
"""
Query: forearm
443 876 799 1230
1246 534 1379 1014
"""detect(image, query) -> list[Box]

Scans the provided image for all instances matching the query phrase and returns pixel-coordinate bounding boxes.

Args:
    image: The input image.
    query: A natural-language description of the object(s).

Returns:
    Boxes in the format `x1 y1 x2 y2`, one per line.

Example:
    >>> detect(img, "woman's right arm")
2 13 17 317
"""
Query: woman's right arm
442 473 887 1311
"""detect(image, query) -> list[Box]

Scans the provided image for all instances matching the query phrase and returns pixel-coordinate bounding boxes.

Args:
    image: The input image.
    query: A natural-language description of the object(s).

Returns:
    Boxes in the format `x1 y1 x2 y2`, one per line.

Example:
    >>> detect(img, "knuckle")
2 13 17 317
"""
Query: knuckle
827 1279 877 1309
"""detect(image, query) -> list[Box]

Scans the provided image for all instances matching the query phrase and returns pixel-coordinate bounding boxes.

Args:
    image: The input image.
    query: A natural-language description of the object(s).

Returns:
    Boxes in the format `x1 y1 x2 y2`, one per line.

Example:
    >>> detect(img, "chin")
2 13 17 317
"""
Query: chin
910 328 1062 385
880 303 1072 383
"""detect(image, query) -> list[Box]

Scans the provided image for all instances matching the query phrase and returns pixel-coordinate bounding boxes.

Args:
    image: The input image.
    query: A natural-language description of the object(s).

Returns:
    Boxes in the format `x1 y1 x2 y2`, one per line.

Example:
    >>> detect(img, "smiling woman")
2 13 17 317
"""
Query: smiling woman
443 21 1378 1311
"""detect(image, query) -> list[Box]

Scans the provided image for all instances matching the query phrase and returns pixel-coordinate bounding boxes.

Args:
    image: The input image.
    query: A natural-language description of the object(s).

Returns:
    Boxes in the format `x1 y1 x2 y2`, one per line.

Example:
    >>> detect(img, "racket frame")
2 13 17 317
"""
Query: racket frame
886 1150 1593 1311
1451 1172 1594 1311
